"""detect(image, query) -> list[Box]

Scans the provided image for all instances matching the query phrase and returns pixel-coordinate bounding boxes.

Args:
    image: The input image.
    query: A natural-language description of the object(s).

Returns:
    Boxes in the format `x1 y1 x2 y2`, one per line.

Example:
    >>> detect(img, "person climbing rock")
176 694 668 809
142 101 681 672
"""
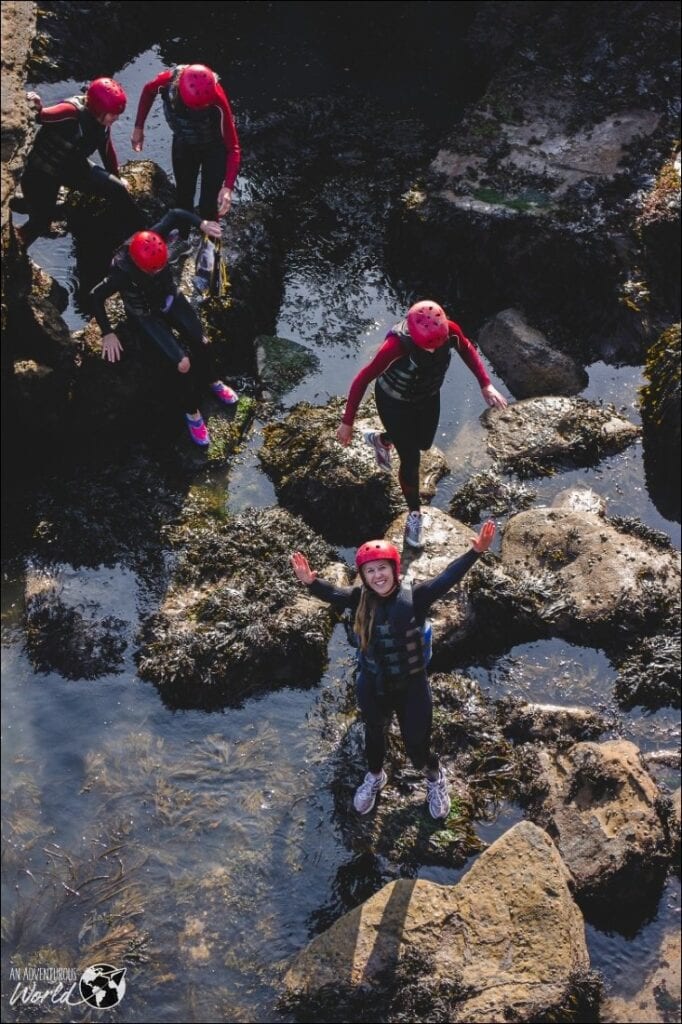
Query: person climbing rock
131 63 241 263
89 208 239 448
336 301 507 549
16 77 143 248
291 519 496 818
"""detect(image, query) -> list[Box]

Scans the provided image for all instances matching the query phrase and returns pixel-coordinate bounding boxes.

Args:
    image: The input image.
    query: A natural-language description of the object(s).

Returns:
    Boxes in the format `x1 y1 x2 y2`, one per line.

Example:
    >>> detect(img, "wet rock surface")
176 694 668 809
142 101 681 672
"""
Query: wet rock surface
136 502 349 708
527 740 668 913
1 2 36 223
449 468 536 525
641 323 681 523
551 485 607 516
259 398 448 546
255 335 320 400
478 308 588 397
614 632 681 711
283 821 596 1023
498 698 608 745
481 396 641 477
601 930 681 1024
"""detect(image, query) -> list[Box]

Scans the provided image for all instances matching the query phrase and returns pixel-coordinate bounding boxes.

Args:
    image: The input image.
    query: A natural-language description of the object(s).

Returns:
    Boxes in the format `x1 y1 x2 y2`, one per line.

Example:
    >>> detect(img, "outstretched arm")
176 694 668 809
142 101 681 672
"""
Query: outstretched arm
290 552 358 610
449 320 508 408
414 519 496 613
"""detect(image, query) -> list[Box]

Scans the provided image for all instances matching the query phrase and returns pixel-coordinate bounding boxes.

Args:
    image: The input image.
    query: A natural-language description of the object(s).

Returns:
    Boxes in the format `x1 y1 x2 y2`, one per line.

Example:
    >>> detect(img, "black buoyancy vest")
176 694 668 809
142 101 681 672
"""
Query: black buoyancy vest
377 320 453 402
27 96 107 178
111 246 176 319
359 581 426 685
161 66 222 147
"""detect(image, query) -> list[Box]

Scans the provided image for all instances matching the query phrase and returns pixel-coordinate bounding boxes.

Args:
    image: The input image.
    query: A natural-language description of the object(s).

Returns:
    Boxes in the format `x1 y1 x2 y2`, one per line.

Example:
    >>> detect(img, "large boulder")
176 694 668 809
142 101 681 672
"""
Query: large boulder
478 308 588 397
528 741 668 908
136 503 349 709
481 396 640 477
1 1 36 224
640 323 681 523
259 398 448 546
283 821 597 1023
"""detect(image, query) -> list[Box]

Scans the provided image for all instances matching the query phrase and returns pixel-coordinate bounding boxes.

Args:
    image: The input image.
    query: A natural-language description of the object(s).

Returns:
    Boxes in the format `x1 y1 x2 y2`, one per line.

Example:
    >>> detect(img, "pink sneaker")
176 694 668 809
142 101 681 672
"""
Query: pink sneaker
210 381 238 405
185 413 210 447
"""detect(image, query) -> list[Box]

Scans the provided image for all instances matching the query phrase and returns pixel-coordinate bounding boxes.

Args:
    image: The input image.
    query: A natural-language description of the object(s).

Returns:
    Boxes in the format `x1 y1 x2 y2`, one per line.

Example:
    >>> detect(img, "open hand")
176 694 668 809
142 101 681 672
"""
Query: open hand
217 186 233 216
291 552 317 585
200 219 222 239
101 332 123 362
178 356 191 373
472 518 496 553
336 423 352 446
26 91 42 112
481 384 508 409
131 127 144 152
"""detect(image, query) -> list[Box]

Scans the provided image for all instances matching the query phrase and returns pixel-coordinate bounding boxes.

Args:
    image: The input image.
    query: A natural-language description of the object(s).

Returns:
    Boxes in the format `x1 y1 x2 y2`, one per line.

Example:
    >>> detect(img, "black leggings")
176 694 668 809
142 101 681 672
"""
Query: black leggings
134 293 216 414
375 385 440 512
356 670 439 775
19 162 143 248
172 138 225 235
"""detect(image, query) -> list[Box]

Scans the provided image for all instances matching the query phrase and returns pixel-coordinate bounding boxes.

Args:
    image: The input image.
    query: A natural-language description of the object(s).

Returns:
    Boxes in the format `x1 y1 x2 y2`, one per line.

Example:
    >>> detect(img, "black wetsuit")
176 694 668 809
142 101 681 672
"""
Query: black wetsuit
308 547 480 774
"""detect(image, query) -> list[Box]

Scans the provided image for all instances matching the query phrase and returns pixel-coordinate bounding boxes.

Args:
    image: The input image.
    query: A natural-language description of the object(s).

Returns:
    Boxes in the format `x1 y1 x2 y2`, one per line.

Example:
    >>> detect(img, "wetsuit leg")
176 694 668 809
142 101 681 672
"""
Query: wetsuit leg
197 142 226 222
165 292 216 391
356 671 392 775
376 386 440 512
18 167 61 247
134 314 201 413
75 164 145 238
172 138 202 237
394 674 436 772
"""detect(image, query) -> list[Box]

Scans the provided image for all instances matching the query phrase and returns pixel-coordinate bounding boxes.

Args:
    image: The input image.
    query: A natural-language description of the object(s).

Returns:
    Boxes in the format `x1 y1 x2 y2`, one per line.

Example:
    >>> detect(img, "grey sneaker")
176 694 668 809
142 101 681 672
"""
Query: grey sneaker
363 430 392 471
167 236 193 265
404 510 424 549
353 769 388 815
426 767 451 819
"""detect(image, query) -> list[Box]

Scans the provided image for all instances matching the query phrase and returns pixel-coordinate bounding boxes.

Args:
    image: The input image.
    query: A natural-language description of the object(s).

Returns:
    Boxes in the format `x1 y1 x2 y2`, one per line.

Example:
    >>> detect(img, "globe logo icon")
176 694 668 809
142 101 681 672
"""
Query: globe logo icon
79 963 127 1009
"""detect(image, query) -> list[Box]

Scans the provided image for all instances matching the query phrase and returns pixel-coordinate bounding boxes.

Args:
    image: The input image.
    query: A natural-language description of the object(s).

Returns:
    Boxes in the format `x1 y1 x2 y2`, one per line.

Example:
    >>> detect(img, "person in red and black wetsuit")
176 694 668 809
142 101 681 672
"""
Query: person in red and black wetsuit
131 64 241 262
336 301 508 549
17 78 142 249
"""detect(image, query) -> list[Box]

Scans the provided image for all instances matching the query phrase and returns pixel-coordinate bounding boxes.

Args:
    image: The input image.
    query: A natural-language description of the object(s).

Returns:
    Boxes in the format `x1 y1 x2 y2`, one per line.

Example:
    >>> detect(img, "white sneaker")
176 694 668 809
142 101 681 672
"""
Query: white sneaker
404 511 424 549
353 769 388 815
426 767 451 819
363 430 392 471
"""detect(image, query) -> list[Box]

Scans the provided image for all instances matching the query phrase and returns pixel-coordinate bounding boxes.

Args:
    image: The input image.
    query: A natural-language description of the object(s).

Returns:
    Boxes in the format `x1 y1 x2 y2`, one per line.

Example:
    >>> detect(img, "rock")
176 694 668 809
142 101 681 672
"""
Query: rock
255 334 320 399
493 507 680 643
528 740 668 906
614 632 681 710
551 486 607 516
283 821 597 1023
636 150 681 314
482 396 640 478
1 1 36 224
259 397 448 546
641 323 681 523
478 309 587 397
498 698 607 744
449 468 536 525
136 504 348 709
601 930 681 1024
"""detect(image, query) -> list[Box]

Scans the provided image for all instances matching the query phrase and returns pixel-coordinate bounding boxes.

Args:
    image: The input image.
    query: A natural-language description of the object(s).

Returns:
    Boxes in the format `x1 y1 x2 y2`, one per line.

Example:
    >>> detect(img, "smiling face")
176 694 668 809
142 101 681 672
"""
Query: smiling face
361 559 397 597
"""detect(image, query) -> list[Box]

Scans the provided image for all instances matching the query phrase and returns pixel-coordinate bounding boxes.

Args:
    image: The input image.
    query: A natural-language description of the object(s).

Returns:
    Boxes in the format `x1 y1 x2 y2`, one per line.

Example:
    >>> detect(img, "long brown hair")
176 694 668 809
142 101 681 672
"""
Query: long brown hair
353 567 398 652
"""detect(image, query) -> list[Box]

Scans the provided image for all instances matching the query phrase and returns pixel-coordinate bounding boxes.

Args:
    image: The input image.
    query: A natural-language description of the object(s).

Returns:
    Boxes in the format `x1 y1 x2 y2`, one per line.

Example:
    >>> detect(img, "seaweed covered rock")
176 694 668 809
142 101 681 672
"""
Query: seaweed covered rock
449 468 536 525
255 334 320 400
527 740 668 913
640 323 681 522
478 308 588 398
482 396 640 477
136 504 348 708
497 698 608 744
613 632 681 710
259 398 448 546
475 507 680 648
283 821 596 1023
636 149 681 315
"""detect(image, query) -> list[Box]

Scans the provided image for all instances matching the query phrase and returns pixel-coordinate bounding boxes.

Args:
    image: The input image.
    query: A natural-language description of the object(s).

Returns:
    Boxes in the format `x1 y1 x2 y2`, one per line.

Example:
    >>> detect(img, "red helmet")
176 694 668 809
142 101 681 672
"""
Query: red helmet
86 77 127 118
406 300 449 349
178 64 217 109
355 540 401 577
128 232 168 274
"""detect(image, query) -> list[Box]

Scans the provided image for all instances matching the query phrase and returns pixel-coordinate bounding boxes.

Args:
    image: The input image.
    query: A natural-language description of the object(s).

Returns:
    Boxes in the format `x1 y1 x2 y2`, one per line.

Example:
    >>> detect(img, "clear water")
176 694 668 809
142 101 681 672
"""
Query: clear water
3 28 680 1023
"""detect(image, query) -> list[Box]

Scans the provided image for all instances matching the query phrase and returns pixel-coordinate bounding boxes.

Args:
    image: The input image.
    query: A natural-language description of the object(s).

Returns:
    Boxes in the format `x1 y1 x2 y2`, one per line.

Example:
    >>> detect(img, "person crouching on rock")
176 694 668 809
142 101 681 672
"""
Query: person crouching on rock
336 301 507 551
16 78 143 249
89 209 238 448
291 519 496 818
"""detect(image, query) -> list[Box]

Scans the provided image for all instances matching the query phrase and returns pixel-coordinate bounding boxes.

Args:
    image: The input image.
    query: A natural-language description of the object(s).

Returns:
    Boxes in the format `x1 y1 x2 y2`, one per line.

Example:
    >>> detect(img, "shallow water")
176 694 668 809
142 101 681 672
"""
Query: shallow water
3 26 681 1024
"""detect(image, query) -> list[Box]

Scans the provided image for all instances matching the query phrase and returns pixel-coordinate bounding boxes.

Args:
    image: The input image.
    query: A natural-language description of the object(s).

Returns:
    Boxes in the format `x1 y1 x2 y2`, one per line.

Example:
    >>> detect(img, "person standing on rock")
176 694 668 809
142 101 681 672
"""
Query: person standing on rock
89 208 239 448
16 78 143 249
131 64 241 264
291 519 495 818
336 301 507 549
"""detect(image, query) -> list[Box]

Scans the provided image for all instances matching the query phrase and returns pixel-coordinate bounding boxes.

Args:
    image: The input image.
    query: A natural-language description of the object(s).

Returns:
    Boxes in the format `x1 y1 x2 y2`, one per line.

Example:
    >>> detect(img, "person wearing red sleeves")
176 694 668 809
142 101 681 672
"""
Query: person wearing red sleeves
17 77 142 249
336 301 508 549
131 64 241 262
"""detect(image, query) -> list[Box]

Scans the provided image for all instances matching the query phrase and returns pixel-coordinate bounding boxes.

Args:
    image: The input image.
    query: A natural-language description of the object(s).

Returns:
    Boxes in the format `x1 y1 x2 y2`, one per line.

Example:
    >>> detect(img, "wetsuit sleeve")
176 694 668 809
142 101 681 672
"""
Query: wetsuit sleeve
35 101 80 124
97 129 119 175
448 320 491 389
89 269 128 334
214 83 241 189
150 208 204 239
308 578 360 611
341 334 405 426
134 70 174 128
412 548 481 616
